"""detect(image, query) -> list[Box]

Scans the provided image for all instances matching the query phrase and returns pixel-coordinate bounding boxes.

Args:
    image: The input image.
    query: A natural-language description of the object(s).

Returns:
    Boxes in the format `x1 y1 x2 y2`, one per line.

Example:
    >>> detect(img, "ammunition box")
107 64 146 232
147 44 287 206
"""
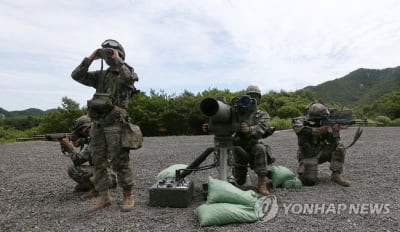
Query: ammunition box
149 179 194 208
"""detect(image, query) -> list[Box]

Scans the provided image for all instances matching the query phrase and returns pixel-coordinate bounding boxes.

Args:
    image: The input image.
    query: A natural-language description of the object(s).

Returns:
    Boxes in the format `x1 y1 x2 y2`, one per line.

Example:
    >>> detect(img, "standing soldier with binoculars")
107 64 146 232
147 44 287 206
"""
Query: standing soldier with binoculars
71 39 139 212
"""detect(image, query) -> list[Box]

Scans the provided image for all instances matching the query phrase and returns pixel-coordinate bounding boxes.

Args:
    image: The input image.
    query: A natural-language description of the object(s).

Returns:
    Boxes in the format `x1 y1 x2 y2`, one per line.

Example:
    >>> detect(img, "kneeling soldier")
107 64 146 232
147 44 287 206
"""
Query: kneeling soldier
292 103 350 187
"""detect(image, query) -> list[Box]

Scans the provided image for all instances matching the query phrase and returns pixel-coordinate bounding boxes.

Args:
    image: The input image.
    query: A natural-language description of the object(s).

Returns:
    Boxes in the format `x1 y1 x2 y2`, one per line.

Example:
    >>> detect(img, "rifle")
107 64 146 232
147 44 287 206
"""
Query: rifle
16 133 84 154
305 118 382 128
46 133 88 154
16 134 46 141
16 133 77 142
44 133 77 142
305 118 383 148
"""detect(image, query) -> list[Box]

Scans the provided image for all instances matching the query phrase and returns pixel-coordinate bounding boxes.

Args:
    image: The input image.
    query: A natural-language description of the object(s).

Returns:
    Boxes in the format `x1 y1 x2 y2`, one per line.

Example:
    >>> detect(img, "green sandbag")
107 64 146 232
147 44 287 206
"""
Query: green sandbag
270 165 295 188
206 177 258 207
155 164 188 182
195 203 258 227
282 177 302 189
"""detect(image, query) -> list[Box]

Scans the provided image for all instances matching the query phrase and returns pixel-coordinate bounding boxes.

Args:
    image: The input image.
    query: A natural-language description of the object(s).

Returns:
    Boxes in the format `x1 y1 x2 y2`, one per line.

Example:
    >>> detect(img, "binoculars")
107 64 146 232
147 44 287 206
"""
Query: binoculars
96 48 114 59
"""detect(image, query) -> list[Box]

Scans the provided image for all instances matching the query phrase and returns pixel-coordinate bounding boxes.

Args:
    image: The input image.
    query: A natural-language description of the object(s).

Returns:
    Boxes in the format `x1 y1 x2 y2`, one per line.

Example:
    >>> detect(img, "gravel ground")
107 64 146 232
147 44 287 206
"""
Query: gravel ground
0 127 399 231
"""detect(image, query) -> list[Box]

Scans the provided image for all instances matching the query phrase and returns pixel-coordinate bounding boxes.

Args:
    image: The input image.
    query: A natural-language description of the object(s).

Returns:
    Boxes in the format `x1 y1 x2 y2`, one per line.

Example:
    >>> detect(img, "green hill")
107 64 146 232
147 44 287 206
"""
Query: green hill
0 107 49 118
305 66 400 106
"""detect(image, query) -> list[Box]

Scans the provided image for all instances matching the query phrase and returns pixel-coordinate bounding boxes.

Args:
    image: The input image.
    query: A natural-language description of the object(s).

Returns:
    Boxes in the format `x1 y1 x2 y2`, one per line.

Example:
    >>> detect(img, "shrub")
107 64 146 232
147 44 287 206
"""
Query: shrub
270 117 292 130
276 105 301 119
375 115 391 126
390 118 400 126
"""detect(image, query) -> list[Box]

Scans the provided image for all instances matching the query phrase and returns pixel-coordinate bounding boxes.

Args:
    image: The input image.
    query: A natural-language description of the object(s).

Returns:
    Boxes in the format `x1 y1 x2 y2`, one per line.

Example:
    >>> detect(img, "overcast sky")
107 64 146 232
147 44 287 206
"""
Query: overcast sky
1 0 400 111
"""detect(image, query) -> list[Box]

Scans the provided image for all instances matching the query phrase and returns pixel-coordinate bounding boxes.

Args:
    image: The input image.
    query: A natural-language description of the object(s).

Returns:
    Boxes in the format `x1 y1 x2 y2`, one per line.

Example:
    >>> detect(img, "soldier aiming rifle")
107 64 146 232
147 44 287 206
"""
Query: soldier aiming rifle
292 102 381 187
59 115 117 195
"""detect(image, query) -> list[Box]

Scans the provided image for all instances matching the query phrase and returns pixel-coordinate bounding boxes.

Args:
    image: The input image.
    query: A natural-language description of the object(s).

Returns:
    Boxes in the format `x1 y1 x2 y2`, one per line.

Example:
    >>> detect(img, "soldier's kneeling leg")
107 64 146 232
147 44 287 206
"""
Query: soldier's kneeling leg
67 165 92 191
233 146 250 185
251 144 268 176
330 144 345 174
298 158 319 186
232 166 248 185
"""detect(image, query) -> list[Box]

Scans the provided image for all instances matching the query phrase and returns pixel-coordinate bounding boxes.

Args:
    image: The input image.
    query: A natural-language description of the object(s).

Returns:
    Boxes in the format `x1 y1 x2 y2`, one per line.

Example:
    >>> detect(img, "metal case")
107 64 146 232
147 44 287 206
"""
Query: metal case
149 179 194 208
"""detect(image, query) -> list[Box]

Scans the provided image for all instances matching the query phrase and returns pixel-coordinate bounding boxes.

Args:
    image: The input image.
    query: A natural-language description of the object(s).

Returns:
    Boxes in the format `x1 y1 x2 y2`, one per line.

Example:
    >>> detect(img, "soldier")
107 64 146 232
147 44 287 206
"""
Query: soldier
59 115 117 199
59 115 93 192
232 85 274 195
292 103 350 187
203 85 274 195
71 39 139 212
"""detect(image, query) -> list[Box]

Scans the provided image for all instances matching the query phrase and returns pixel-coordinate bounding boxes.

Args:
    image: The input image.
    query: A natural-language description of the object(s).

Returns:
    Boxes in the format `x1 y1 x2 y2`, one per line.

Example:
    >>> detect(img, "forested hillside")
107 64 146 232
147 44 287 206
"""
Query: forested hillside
0 107 51 117
306 66 400 106
2 65 400 142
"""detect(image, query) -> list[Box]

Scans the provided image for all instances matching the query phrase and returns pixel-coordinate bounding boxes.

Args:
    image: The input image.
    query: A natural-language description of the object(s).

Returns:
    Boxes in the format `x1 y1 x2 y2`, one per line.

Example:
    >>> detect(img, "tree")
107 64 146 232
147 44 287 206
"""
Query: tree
37 97 85 134
128 90 169 136
259 90 316 117
371 92 400 119
276 105 301 119
61 96 80 110
2 116 42 130
161 90 203 135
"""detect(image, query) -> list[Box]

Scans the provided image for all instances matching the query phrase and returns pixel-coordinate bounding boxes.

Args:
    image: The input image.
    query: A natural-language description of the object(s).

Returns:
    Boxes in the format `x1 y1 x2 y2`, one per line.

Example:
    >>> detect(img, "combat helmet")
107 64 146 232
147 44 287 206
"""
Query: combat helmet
246 85 262 104
306 103 330 120
101 39 125 60
72 115 91 135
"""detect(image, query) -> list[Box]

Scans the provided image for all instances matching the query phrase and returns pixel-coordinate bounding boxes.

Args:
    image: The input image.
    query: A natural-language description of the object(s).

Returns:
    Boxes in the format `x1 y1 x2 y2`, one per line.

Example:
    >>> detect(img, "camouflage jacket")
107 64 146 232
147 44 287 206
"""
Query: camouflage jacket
71 58 138 110
292 116 339 146
64 144 92 167
234 109 271 148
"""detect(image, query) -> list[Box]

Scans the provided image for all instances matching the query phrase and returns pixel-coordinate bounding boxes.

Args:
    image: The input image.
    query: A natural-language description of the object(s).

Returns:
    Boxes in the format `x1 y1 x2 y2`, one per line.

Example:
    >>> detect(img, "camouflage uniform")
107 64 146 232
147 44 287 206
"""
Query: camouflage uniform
71 57 138 193
232 108 273 184
64 144 93 191
292 113 347 186
64 143 117 192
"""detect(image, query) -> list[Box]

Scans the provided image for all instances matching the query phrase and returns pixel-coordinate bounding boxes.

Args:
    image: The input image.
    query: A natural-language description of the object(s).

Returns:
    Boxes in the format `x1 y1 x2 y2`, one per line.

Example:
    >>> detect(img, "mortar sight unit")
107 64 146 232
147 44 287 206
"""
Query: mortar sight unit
200 95 256 137
149 95 261 208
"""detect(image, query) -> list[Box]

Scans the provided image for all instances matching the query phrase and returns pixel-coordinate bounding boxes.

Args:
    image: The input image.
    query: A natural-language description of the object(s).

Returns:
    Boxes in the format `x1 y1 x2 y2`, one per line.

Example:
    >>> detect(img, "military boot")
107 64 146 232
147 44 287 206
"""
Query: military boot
257 175 270 196
74 183 92 192
331 172 350 187
88 190 112 212
81 188 99 199
120 189 135 212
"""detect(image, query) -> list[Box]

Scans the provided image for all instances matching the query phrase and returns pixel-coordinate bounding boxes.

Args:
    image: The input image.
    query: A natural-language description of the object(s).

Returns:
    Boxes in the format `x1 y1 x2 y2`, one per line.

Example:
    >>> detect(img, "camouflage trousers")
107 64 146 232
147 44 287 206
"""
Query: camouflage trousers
297 142 346 186
233 143 272 185
90 122 134 192
67 165 93 191
67 165 117 191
